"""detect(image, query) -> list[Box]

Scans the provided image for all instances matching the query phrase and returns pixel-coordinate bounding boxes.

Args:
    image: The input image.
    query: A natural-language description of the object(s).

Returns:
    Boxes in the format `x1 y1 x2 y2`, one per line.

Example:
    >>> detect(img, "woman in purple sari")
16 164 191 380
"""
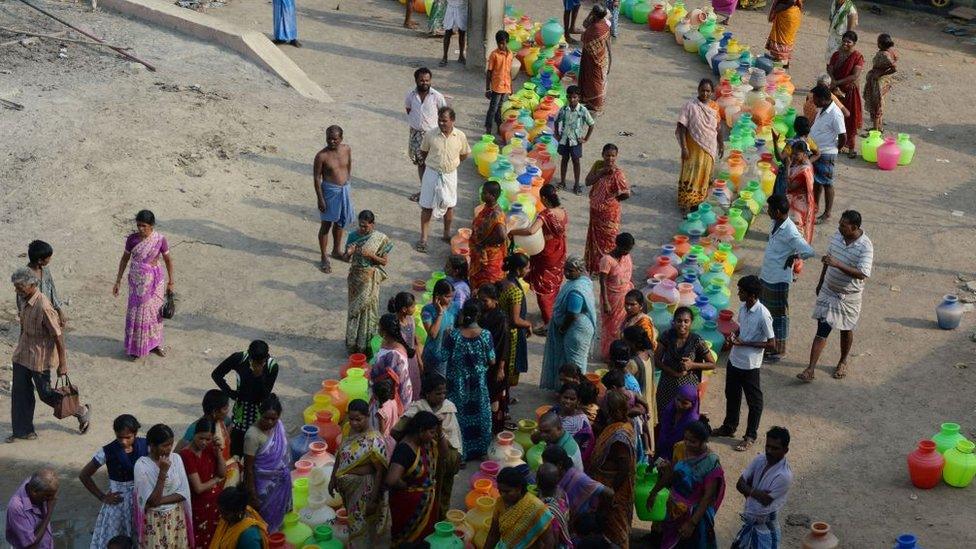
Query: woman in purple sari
242 394 291 531
112 210 174 359
654 384 700 461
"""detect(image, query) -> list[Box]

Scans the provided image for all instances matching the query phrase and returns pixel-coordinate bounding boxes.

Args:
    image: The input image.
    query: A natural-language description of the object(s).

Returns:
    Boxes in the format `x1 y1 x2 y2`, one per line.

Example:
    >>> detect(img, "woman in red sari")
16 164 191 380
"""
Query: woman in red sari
583 143 630 275
469 181 507 290
178 418 226 549
578 4 611 113
827 30 864 157
386 411 440 545
785 141 816 274
509 184 567 334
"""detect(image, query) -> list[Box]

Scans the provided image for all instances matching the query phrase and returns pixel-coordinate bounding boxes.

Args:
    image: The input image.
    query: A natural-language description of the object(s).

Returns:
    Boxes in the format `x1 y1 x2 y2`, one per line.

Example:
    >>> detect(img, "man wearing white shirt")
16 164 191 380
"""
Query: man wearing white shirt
711 275 774 452
760 195 816 362
809 85 846 224
731 426 793 549
405 67 447 199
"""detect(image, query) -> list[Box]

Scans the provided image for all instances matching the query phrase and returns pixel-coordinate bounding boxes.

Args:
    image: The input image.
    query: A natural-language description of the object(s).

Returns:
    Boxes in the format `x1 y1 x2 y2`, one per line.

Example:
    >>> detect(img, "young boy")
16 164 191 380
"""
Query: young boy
711 275 775 452
485 30 514 135
441 0 468 66
554 85 595 195
563 0 583 43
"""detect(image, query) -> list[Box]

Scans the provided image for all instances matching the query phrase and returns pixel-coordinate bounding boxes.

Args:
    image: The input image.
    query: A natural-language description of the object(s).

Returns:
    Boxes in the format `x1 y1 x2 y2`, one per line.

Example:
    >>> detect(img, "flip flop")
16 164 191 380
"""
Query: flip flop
832 364 848 379
573 185 583 196
796 370 815 383
814 215 830 225
415 241 428 254
734 437 756 452
320 260 332 274
5 433 37 443
710 425 736 438
408 192 420 203
438 59 448 67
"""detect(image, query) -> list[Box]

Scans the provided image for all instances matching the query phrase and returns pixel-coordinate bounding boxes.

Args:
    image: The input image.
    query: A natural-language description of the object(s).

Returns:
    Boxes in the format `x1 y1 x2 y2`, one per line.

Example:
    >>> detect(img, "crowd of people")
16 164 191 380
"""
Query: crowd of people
5 1 892 548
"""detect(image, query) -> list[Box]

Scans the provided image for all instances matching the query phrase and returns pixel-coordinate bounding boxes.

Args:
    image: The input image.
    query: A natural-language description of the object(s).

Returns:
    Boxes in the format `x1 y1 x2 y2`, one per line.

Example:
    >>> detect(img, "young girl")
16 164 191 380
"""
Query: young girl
622 324 657 426
477 283 511 433
178 418 227 548
80 414 148 548
445 254 471 308
370 378 400 455
371 313 414 413
389 292 424 401
576 378 600 423
551 382 595 464
497 253 532 395
421 279 457 376
598 232 635 360
329 399 388 548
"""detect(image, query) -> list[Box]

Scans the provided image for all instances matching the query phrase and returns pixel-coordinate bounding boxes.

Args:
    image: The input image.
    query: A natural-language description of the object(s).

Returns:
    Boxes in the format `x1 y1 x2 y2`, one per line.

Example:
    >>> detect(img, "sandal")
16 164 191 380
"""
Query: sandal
796 369 815 383
408 192 420 203
573 185 583 196
5 433 37 443
79 405 91 434
847 150 858 159
814 214 830 225
151 346 167 357
320 259 332 273
734 437 756 452
832 363 848 379
415 240 428 253
710 425 736 438
438 59 448 67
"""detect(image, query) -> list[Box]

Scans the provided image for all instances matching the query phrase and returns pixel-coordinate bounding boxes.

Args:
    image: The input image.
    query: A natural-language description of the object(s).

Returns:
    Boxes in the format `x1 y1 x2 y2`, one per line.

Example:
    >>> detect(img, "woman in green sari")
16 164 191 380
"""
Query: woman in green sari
344 210 393 355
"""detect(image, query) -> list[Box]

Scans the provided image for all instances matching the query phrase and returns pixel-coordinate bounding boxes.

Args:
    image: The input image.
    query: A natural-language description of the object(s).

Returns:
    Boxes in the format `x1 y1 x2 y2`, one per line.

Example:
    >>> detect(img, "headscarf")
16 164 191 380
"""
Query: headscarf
655 384 700 461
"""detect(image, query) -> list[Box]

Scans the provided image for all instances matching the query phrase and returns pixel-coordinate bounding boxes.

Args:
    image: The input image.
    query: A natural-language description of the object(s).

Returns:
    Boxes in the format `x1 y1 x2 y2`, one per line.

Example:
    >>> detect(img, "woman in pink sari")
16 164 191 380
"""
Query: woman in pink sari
113 210 174 359
598 233 635 360
578 4 612 113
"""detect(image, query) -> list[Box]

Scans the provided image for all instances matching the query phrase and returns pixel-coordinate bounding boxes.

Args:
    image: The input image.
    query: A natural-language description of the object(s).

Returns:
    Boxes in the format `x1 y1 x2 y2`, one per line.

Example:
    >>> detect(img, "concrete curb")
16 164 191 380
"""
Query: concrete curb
99 0 331 102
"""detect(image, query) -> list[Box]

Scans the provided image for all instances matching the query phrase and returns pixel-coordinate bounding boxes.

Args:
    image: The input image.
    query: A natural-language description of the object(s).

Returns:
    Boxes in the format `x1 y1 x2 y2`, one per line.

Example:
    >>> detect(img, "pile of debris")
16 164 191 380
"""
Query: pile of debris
175 0 227 10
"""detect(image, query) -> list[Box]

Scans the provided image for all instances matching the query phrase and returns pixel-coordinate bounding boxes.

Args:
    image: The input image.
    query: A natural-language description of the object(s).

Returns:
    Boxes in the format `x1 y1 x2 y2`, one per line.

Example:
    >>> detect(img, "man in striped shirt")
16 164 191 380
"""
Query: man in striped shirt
8 267 90 443
797 210 874 382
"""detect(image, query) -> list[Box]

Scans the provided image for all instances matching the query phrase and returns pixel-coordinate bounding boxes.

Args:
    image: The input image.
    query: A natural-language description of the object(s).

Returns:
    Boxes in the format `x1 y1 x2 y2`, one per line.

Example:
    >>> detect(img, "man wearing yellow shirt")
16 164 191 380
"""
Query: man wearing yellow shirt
417 106 471 253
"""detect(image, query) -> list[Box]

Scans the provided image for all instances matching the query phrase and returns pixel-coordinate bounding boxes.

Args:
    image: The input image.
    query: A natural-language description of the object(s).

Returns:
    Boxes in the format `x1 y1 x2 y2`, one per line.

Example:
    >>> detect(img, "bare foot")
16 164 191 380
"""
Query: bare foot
404 21 417 29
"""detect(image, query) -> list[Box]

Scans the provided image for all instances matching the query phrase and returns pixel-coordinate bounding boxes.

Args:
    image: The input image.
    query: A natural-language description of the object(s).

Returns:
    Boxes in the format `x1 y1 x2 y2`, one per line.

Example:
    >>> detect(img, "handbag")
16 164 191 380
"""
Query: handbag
53 374 81 419
160 290 176 319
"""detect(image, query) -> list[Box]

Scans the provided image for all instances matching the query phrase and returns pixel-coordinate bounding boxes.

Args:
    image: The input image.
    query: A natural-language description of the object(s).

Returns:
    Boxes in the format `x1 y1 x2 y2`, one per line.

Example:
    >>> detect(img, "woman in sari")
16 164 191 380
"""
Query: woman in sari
542 445 611 519
80 414 148 548
826 0 858 60
484 467 557 549
389 292 424 401
654 384 700 461
676 79 722 214
509 184 567 333
654 307 715 416
477 284 511 433
649 421 726 549
178 418 226 548
863 33 898 133
329 399 388 548
578 4 611 113
587 391 636 548
112 209 174 359
470 181 508 290
541 257 597 391
441 299 495 459
372 313 415 413
386 411 441 545
242 395 290 531
421 279 458 377
498 254 531 390
786 141 816 258
210 487 269 549
344 209 393 355
766 0 803 68
426 0 446 35
584 143 630 273
598 232 635 360
133 424 193 548
827 30 864 157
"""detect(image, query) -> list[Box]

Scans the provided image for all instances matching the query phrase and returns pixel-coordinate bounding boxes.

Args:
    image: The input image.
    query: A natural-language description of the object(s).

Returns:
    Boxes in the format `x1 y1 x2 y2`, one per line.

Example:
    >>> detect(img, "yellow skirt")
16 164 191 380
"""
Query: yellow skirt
677 136 715 211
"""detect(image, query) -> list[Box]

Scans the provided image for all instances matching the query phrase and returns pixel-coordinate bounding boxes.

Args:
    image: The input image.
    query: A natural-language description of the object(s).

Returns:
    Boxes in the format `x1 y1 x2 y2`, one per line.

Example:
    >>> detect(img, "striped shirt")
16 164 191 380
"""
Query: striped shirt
823 231 873 295
15 266 62 315
12 291 62 372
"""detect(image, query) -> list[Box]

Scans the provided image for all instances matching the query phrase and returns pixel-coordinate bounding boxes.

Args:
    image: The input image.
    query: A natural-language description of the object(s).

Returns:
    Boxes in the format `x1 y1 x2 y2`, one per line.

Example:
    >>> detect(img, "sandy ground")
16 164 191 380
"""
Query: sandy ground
1 0 976 546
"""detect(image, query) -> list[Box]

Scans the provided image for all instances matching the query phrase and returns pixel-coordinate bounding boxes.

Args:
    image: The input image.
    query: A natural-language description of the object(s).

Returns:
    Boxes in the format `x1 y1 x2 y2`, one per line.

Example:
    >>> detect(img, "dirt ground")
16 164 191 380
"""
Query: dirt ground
1 0 975 546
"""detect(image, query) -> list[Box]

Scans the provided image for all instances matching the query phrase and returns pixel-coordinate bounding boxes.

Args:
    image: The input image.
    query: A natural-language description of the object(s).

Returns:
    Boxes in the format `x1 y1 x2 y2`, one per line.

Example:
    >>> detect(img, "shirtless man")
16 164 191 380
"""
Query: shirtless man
313 125 354 273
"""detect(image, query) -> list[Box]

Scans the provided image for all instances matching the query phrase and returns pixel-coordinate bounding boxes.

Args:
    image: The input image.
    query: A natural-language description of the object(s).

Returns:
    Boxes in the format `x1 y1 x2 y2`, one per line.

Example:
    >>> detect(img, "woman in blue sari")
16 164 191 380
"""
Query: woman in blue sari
649 420 726 549
421 279 458 377
541 256 597 391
